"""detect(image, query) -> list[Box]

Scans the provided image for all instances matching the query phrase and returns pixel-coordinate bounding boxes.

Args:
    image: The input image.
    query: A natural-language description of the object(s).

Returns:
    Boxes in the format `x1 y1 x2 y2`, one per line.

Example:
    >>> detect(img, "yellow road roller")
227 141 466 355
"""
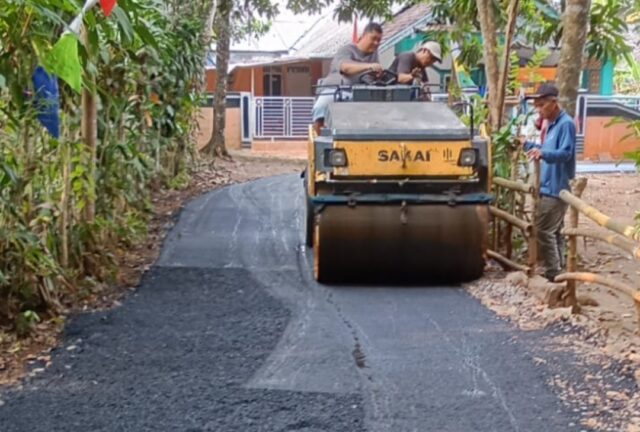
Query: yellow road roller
304 77 493 283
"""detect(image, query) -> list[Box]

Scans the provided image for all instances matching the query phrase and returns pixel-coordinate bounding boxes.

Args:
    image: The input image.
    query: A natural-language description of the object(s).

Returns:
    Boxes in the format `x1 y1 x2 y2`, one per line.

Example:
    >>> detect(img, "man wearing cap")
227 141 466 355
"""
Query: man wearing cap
389 41 442 84
521 83 576 282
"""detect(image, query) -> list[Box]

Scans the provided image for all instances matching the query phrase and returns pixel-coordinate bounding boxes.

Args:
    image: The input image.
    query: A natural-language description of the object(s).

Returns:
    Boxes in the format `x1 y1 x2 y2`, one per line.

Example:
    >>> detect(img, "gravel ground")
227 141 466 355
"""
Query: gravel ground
0 267 365 432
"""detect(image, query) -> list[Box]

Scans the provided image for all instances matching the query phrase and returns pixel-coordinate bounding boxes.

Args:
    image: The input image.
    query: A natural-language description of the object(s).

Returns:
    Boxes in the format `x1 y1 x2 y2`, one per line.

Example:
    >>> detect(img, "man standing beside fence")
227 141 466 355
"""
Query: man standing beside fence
520 84 577 282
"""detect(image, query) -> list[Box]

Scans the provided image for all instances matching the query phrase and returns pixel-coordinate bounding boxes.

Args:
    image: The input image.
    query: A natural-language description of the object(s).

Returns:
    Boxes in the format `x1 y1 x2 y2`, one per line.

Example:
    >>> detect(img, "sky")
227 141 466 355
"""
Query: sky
229 0 405 53
230 2 327 52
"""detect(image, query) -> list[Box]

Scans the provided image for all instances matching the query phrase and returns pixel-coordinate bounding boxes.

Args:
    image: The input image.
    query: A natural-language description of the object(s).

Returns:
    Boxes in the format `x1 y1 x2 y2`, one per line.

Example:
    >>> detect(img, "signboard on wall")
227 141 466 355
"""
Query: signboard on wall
287 66 310 74
285 63 312 96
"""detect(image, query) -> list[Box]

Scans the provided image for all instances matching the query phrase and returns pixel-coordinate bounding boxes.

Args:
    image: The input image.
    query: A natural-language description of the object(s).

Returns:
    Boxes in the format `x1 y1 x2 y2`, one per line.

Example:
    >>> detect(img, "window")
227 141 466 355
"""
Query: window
263 67 282 96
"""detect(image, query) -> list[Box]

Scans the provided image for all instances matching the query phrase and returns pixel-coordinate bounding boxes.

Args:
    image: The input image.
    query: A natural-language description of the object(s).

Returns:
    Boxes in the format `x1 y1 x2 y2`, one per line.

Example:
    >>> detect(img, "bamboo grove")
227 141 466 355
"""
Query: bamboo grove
0 0 211 328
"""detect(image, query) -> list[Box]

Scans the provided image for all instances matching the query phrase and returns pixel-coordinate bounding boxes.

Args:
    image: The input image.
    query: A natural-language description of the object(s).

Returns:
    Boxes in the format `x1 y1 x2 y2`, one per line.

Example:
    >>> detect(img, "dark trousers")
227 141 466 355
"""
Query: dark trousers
536 195 568 279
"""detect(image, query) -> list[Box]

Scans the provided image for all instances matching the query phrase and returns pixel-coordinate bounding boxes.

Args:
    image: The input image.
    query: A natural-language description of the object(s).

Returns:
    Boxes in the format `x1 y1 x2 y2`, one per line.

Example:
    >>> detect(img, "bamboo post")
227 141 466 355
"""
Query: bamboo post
81 85 97 225
60 142 71 268
80 25 96 225
505 146 521 259
492 186 500 252
528 159 540 276
505 222 513 258
566 178 588 309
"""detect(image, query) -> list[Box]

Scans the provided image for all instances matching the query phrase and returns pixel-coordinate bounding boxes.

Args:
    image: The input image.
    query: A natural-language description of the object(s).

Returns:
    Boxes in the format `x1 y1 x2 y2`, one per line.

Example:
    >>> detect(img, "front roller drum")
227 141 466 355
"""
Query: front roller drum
313 204 489 284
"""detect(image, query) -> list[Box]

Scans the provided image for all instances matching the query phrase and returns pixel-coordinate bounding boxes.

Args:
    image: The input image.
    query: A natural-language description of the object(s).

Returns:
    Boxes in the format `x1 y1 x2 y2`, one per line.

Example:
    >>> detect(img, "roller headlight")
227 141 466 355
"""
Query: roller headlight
458 148 478 167
325 148 348 167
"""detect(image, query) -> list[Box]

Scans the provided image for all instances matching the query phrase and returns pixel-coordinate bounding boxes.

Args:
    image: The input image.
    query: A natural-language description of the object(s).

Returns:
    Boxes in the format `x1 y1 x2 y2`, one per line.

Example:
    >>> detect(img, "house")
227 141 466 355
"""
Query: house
201 3 637 160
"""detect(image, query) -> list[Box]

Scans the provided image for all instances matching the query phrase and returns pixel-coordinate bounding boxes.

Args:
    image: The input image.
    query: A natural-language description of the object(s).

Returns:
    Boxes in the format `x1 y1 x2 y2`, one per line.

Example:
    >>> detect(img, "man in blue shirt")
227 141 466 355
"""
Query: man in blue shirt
521 84 577 281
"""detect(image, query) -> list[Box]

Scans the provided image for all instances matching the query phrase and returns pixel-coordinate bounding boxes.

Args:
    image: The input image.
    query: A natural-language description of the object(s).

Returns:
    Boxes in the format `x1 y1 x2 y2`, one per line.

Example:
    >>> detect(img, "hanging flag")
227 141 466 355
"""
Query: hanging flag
32 66 61 138
100 0 117 17
44 33 83 93
352 14 358 43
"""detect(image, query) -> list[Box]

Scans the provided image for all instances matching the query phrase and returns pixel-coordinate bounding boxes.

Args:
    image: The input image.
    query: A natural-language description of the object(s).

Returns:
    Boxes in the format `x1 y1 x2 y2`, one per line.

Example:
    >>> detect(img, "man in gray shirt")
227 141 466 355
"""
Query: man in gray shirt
311 22 384 134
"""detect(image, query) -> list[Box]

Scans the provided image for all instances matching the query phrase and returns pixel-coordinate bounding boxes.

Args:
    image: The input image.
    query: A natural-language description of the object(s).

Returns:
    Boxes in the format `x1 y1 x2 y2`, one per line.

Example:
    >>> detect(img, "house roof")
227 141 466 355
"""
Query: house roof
291 4 435 58
380 3 433 52
290 13 365 58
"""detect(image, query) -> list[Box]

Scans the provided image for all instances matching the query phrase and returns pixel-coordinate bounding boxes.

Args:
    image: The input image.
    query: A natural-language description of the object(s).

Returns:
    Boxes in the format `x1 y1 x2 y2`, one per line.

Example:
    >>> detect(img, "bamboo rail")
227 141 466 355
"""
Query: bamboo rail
555 272 640 329
489 206 532 234
559 190 639 241
562 227 640 260
488 249 530 272
492 177 534 194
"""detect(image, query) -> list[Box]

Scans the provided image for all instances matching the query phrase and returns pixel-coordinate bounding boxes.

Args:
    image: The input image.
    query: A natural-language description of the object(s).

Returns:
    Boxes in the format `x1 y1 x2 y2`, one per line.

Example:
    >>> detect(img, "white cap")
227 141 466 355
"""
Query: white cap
418 41 442 62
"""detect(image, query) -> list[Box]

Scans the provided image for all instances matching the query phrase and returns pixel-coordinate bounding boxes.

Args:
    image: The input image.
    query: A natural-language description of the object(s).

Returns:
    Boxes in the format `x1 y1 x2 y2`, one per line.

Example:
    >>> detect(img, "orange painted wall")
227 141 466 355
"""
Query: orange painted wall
518 67 557 94
207 61 326 96
583 117 640 161
195 107 242 151
204 68 266 95
205 69 217 92
231 67 265 95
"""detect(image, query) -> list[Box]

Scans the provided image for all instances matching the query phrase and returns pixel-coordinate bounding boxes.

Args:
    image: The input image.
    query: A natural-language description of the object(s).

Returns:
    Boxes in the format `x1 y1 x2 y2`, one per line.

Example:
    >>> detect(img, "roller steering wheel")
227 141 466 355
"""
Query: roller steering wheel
359 69 398 86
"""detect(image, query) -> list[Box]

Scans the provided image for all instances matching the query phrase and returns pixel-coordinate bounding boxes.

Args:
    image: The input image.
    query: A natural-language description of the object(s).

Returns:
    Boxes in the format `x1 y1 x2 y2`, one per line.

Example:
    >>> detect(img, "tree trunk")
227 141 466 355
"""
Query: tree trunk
475 0 501 133
203 0 218 44
556 0 591 117
208 0 231 158
496 0 520 131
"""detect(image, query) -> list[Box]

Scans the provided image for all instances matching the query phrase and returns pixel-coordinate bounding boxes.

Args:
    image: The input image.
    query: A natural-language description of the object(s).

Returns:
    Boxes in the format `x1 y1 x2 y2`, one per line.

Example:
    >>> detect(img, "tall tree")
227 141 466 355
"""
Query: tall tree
475 0 502 132
556 0 592 116
210 0 232 157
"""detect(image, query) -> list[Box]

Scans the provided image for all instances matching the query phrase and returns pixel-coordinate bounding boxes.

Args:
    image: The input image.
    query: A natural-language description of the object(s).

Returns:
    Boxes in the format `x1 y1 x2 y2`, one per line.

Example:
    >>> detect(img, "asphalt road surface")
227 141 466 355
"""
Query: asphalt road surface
0 174 617 431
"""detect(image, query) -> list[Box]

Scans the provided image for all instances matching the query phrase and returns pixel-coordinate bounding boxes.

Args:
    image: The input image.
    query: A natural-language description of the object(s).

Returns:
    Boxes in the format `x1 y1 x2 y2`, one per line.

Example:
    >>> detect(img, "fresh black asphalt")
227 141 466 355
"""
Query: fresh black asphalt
0 174 633 431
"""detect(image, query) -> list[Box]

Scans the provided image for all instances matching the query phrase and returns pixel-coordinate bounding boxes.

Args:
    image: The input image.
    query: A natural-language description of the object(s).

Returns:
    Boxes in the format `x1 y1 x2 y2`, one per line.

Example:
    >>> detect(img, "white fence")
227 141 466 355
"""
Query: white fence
254 97 315 139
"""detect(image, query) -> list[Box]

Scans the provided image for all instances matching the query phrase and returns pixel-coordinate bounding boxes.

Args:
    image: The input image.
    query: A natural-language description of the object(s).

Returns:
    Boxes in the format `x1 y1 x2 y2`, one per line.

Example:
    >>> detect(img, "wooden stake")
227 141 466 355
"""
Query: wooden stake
566 177 588 308
528 159 540 276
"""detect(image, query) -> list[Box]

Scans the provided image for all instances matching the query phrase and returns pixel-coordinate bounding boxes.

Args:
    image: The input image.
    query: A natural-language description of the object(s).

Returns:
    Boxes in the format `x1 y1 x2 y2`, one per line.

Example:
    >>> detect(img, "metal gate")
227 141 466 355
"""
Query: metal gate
254 97 315 139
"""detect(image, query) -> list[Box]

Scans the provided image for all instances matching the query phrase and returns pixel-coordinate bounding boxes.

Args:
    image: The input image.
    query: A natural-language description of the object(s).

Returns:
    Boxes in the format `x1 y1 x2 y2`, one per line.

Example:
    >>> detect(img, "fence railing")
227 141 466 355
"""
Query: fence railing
557 181 640 327
254 96 315 139
491 169 640 328
488 160 540 276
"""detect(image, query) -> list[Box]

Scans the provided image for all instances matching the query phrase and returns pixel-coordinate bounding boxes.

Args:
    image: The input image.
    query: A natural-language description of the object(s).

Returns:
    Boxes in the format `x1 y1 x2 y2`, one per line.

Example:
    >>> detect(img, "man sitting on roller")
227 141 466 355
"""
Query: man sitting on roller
311 22 384 135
